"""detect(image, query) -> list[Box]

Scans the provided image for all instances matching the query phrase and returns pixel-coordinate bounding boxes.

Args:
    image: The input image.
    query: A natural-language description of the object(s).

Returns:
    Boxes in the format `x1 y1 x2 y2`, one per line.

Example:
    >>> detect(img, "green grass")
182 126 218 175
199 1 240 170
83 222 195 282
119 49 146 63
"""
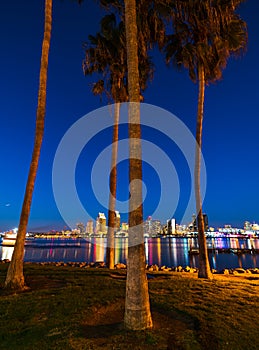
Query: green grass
0 263 258 349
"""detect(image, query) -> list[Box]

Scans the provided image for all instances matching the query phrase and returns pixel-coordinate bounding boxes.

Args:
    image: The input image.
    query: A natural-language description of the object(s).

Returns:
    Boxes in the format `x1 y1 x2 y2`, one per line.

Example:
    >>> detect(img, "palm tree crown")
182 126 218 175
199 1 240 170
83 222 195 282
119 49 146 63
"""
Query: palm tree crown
83 13 153 103
165 0 247 84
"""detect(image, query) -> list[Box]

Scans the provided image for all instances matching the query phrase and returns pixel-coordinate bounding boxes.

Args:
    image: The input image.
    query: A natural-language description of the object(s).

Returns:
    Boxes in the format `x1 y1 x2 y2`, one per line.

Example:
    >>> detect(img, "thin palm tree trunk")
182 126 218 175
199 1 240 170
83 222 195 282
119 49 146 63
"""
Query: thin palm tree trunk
124 0 152 330
107 102 120 269
4 0 52 290
195 65 212 280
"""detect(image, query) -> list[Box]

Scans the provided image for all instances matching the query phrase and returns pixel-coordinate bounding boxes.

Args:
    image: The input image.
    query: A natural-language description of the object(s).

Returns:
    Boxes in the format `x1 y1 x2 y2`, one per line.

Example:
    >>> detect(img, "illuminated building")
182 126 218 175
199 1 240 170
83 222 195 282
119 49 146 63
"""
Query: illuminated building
167 218 176 235
86 220 94 234
121 222 129 232
96 212 107 234
144 216 162 236
115 211 120 231
191 214 209 232
76 222 85 234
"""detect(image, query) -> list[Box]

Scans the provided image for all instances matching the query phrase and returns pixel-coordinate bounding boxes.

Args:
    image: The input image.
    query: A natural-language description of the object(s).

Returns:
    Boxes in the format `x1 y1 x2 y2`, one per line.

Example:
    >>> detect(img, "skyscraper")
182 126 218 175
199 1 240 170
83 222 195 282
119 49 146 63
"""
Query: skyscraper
191 214 209 232
115 211 120 231
167 218 176 235
144 216 162 236
96 212 107 234
76 222 85 234
86 220 94 234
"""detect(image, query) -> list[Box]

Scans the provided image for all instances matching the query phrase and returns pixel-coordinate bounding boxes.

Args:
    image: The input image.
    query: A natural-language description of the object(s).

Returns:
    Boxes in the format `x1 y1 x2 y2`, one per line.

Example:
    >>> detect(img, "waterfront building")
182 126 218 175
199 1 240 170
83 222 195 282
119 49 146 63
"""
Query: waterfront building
176 224 188 235
96 212 107 234
217 225 242 235
167 218 176 235
76 222 85 234
252 223 259 231
86 220 94 234
244 221 259 232
244 221 252 231
190 214 209 232
115 211 120 231
121 222 128 232
144 216 162 236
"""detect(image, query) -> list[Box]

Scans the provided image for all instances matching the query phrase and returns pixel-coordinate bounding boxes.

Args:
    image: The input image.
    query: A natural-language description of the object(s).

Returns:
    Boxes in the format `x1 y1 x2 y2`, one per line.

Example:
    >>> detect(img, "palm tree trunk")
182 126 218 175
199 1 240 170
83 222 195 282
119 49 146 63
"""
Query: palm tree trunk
195 64 212 280
124 0 152 330
107 102 120 269
4 0 52 291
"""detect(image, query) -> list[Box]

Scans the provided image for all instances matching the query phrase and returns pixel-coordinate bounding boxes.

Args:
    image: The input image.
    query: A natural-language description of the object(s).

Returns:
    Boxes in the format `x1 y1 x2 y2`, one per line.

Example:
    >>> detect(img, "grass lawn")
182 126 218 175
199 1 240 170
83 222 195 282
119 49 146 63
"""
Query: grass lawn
0 263 258 350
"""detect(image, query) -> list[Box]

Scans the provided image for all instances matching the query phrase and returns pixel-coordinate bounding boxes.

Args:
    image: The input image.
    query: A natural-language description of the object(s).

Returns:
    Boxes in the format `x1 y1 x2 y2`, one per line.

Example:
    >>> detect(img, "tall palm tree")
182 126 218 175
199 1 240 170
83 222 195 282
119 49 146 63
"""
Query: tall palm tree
4 0 53 291
83 14 153 269
124 0 153 330
83 15 127 269
165 0 247 279
99 0 167 330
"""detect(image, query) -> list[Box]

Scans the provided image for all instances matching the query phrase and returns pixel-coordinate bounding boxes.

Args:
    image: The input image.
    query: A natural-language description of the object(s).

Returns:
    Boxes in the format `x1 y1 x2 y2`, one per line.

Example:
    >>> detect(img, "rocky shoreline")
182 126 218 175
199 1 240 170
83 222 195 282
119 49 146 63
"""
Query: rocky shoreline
1 259 258 275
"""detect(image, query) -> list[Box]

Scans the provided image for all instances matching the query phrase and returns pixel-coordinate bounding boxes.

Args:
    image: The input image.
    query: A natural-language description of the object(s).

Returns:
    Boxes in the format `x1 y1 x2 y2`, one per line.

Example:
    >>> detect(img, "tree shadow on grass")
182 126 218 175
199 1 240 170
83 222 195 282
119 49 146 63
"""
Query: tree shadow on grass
78 298 220 350
152 302 222 350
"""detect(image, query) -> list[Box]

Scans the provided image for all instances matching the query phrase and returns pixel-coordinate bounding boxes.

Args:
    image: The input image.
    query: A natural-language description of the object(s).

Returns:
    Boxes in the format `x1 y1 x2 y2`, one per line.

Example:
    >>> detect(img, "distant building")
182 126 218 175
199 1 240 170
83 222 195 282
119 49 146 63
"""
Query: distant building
115 211 120 231
76 222 85 234
191 214 209 232
121 222 128 232
252 223 259 231
244 221 252 231
96 212 107 234
86 220 94 234
203 214 209 231
167 218 176 235
144 216 162 236
245 221 259 232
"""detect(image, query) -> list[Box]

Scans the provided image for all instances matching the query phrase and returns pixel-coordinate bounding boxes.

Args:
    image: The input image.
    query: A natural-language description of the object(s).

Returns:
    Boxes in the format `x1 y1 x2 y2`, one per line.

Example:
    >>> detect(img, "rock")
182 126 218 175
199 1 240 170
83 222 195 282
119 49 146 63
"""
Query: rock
223 269 229 275
115 263 126 269
211 269 218 274
79 262 87 268
151 264 159 272
234 268 246 274
184 266 191 272
93 261 106 268
160 265 169 271
147 266 154 272
176 266 183 272
3 259 10 263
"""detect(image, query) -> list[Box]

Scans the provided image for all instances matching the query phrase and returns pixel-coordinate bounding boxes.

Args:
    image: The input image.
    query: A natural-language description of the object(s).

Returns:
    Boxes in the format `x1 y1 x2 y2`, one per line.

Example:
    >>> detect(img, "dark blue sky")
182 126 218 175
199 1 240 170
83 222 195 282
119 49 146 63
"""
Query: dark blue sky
0 0 258 231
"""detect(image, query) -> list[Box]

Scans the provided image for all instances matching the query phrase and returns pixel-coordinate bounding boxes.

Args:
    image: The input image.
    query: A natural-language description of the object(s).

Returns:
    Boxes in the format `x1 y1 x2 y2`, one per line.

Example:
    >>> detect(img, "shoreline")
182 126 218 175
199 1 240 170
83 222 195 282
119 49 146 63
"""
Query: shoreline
1 259 258 277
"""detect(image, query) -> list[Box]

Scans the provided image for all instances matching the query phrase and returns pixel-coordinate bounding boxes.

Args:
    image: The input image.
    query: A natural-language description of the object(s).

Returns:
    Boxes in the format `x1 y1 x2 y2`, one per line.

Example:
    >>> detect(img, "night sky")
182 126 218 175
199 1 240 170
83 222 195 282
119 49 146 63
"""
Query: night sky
0 0 258 232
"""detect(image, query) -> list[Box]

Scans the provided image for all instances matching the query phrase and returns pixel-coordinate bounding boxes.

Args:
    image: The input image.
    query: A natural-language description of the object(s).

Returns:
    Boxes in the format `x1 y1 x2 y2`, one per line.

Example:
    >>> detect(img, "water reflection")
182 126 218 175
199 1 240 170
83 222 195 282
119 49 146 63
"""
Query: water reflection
0 245 14 261
0 237 258 269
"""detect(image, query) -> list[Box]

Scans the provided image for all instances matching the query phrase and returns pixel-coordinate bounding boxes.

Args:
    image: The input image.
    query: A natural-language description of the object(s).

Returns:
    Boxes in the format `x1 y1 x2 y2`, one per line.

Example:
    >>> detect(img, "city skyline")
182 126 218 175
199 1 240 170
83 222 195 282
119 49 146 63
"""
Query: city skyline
0 1 258 231
3 210 258 234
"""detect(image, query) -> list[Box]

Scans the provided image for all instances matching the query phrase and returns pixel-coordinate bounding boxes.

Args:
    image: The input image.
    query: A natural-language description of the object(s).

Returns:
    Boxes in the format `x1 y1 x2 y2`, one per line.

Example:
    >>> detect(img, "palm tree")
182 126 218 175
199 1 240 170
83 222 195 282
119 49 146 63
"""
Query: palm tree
99 0 167 330
165 0 247 279
4 0 53 291
83 15 127 269
83 14 153 269
124 0 153 330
